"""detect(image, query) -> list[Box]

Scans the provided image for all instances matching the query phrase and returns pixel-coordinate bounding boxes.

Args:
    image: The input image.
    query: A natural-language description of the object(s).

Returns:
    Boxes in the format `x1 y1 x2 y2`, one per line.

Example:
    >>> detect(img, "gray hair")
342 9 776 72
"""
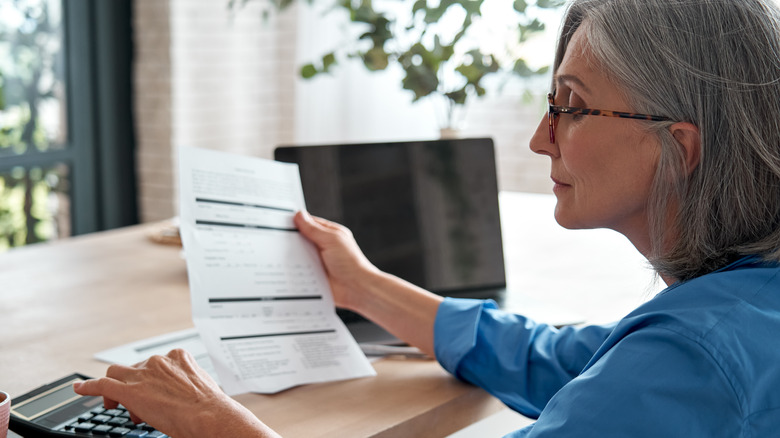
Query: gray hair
553 0 780 281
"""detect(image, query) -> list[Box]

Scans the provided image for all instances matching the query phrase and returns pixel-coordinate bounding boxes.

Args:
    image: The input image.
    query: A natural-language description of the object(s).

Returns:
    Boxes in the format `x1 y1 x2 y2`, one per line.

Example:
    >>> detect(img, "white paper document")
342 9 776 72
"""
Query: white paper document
94 328 219 382
178 146 375 395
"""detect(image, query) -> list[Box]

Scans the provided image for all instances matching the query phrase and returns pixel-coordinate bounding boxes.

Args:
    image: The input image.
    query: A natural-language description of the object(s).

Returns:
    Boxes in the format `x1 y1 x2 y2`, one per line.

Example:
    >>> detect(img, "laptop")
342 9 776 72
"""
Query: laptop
275 138 514 343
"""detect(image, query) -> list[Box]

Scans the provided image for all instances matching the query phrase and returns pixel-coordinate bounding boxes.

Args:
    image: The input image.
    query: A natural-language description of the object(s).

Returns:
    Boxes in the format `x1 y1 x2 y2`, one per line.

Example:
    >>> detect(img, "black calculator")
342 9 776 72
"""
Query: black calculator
9 374 168 438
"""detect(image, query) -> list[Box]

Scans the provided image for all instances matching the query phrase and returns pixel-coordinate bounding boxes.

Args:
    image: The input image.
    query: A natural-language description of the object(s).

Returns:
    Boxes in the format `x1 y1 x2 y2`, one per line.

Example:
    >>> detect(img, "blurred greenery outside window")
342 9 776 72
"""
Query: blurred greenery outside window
0 0 137 253
0 0 70 251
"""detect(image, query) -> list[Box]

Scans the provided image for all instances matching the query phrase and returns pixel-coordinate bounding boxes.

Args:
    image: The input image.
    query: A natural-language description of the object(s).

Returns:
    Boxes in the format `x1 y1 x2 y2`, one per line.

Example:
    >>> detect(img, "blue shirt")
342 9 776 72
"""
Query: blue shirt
434 256 780 437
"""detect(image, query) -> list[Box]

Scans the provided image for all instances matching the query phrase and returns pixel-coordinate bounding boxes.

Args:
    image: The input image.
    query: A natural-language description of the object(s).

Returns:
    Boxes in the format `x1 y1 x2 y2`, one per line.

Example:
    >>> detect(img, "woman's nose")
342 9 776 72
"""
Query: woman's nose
529 113 559 158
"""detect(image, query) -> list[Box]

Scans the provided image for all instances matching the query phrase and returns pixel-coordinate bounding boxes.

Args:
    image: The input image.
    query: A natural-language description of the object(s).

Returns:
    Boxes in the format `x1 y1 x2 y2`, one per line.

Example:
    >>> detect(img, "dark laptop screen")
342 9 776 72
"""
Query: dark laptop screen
274 138 506 295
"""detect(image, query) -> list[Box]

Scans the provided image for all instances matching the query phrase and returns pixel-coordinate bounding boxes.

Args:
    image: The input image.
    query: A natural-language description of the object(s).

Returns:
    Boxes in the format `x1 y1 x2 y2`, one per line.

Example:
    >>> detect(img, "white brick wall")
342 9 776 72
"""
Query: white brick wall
134 0 174 222
133 0 299 222
459 94 554 194
132 0 554 222
169 0 297 156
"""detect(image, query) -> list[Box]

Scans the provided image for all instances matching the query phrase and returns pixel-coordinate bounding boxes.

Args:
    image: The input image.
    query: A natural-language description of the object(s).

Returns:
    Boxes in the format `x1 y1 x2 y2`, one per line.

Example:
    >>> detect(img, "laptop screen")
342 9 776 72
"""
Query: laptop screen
274 138 506 296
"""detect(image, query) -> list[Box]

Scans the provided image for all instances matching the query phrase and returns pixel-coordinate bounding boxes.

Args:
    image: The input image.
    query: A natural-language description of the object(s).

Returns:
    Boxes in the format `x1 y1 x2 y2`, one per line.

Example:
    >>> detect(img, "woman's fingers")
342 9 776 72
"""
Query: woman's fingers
73 349 230 437
72 377 124 410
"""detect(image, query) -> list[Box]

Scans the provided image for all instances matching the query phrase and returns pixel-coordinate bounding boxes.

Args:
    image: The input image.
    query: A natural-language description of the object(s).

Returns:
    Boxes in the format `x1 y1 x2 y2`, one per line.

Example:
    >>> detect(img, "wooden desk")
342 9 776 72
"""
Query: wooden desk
0 223 504 438
1 192 662 437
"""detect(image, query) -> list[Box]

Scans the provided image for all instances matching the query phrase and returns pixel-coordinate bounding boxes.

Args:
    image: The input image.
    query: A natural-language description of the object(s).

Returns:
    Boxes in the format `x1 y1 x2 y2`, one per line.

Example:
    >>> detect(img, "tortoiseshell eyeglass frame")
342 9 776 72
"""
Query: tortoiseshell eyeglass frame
547 93 673 144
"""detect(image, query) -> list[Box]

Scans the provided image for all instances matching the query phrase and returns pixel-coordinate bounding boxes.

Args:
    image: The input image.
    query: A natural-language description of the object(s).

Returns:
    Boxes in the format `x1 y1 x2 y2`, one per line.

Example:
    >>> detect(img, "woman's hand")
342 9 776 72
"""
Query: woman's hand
294 211 443 356
294 211 380 311
73 349 279 438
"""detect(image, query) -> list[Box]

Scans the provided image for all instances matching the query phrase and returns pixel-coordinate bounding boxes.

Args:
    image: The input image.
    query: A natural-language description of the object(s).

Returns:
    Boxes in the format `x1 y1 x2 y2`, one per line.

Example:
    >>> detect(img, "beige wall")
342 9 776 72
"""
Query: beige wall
133 0 298 222
134 0 174 222
132 0 553 223
457 95 553 194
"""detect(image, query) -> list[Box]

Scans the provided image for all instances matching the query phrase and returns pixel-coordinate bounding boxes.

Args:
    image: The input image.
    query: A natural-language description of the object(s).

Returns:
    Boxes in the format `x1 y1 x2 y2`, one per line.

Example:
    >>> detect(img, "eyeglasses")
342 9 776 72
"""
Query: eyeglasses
547 93 672 143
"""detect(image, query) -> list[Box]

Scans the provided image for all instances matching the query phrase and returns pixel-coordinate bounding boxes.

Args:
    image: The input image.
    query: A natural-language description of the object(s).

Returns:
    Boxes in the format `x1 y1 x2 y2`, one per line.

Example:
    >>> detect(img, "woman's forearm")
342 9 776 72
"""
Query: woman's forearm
348 269 443 357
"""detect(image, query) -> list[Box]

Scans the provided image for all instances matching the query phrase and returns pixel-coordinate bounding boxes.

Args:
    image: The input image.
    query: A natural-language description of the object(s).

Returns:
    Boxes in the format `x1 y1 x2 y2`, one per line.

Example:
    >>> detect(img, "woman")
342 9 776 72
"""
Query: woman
75 0 780 436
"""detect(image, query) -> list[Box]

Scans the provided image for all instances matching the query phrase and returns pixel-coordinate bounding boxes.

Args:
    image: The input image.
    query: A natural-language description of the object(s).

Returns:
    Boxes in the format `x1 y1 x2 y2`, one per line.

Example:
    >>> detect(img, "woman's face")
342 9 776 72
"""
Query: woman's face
529 26 662 250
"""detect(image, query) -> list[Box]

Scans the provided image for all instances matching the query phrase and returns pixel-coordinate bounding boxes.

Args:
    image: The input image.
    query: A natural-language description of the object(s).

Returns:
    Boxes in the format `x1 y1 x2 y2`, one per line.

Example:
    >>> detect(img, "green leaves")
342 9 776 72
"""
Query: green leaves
412 0 427 16
513 0 528 13
273 0 564 110
415 0 479 24
536 0 566 8
455 49 499 99
519 17 545 40
513 58 548 77
300 52 337 78
300 64 317 79
445 88 468 105
399 43 442 100
362 47 389 71
401 64 439 101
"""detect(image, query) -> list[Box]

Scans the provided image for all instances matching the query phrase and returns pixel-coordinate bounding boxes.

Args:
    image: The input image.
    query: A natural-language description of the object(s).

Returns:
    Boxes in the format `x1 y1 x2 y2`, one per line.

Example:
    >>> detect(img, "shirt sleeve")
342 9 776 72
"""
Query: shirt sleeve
508 327 742 437
434 298 614 418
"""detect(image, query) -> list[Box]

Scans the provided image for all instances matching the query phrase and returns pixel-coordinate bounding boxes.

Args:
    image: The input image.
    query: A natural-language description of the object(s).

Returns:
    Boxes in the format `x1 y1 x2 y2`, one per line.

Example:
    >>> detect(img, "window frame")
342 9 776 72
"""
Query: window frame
0 0 137 237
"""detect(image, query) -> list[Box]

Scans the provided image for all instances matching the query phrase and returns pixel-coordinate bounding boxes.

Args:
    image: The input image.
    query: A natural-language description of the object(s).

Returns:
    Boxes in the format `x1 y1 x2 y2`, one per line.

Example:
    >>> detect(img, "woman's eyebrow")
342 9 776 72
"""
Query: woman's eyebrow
554 74 592 95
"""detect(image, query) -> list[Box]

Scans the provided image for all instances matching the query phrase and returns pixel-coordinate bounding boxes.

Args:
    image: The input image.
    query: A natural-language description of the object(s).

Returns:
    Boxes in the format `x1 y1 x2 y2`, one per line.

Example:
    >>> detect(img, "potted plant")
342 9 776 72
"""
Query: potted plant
232 0 563 133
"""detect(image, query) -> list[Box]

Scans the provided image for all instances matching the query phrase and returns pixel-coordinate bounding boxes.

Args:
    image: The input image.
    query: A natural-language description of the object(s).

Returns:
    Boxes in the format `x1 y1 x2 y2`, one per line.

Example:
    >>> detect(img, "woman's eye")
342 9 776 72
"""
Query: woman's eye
552 89 570 105
569 91 585 108
568 93 587 120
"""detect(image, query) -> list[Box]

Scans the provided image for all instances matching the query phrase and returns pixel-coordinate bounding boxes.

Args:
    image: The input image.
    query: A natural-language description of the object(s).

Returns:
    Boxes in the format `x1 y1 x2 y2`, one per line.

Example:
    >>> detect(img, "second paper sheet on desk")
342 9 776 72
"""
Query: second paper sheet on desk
178 146 375 395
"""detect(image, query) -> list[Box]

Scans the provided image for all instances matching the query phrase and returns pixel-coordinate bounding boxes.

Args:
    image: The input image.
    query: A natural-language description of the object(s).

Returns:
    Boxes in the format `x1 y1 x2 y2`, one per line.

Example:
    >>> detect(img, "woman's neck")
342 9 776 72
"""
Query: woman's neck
616 221 678 287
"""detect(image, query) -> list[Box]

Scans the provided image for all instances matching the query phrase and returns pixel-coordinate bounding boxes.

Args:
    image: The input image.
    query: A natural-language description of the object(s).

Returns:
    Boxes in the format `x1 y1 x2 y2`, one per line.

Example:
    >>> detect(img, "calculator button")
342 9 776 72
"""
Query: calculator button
92 407 107 415
78 413 95 422
74 422 97 432
108 417 134 427
108 427 132 437
91 414 113 424
104 409 125 417
92 424 115 435
146 432 168 438
126 430 149 438
62 421 79 431
137 422 155 431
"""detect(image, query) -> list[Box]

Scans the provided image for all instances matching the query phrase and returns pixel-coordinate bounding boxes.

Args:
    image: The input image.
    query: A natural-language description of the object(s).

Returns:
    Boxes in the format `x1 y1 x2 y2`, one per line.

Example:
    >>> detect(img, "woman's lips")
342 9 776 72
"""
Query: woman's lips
551 177 571 193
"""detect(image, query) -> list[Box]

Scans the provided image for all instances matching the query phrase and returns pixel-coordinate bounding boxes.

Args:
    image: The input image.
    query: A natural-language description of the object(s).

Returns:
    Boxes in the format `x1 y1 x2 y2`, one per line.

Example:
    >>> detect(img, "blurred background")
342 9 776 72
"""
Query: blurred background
0 0 565 251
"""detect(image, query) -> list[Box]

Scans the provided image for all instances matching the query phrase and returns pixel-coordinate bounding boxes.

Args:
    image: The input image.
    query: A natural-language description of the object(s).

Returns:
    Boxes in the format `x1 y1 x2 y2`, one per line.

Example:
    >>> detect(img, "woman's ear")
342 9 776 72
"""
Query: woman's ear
670 122 701 174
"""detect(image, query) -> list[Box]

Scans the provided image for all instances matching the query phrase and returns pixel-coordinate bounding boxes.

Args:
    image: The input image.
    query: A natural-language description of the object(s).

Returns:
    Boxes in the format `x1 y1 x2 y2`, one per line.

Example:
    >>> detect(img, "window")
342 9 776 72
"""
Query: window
0 0 137 251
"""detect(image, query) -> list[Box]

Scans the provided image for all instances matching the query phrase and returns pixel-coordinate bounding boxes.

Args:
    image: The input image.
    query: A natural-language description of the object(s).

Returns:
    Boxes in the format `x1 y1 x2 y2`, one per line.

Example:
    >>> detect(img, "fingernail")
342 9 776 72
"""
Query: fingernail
72 382 82 390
